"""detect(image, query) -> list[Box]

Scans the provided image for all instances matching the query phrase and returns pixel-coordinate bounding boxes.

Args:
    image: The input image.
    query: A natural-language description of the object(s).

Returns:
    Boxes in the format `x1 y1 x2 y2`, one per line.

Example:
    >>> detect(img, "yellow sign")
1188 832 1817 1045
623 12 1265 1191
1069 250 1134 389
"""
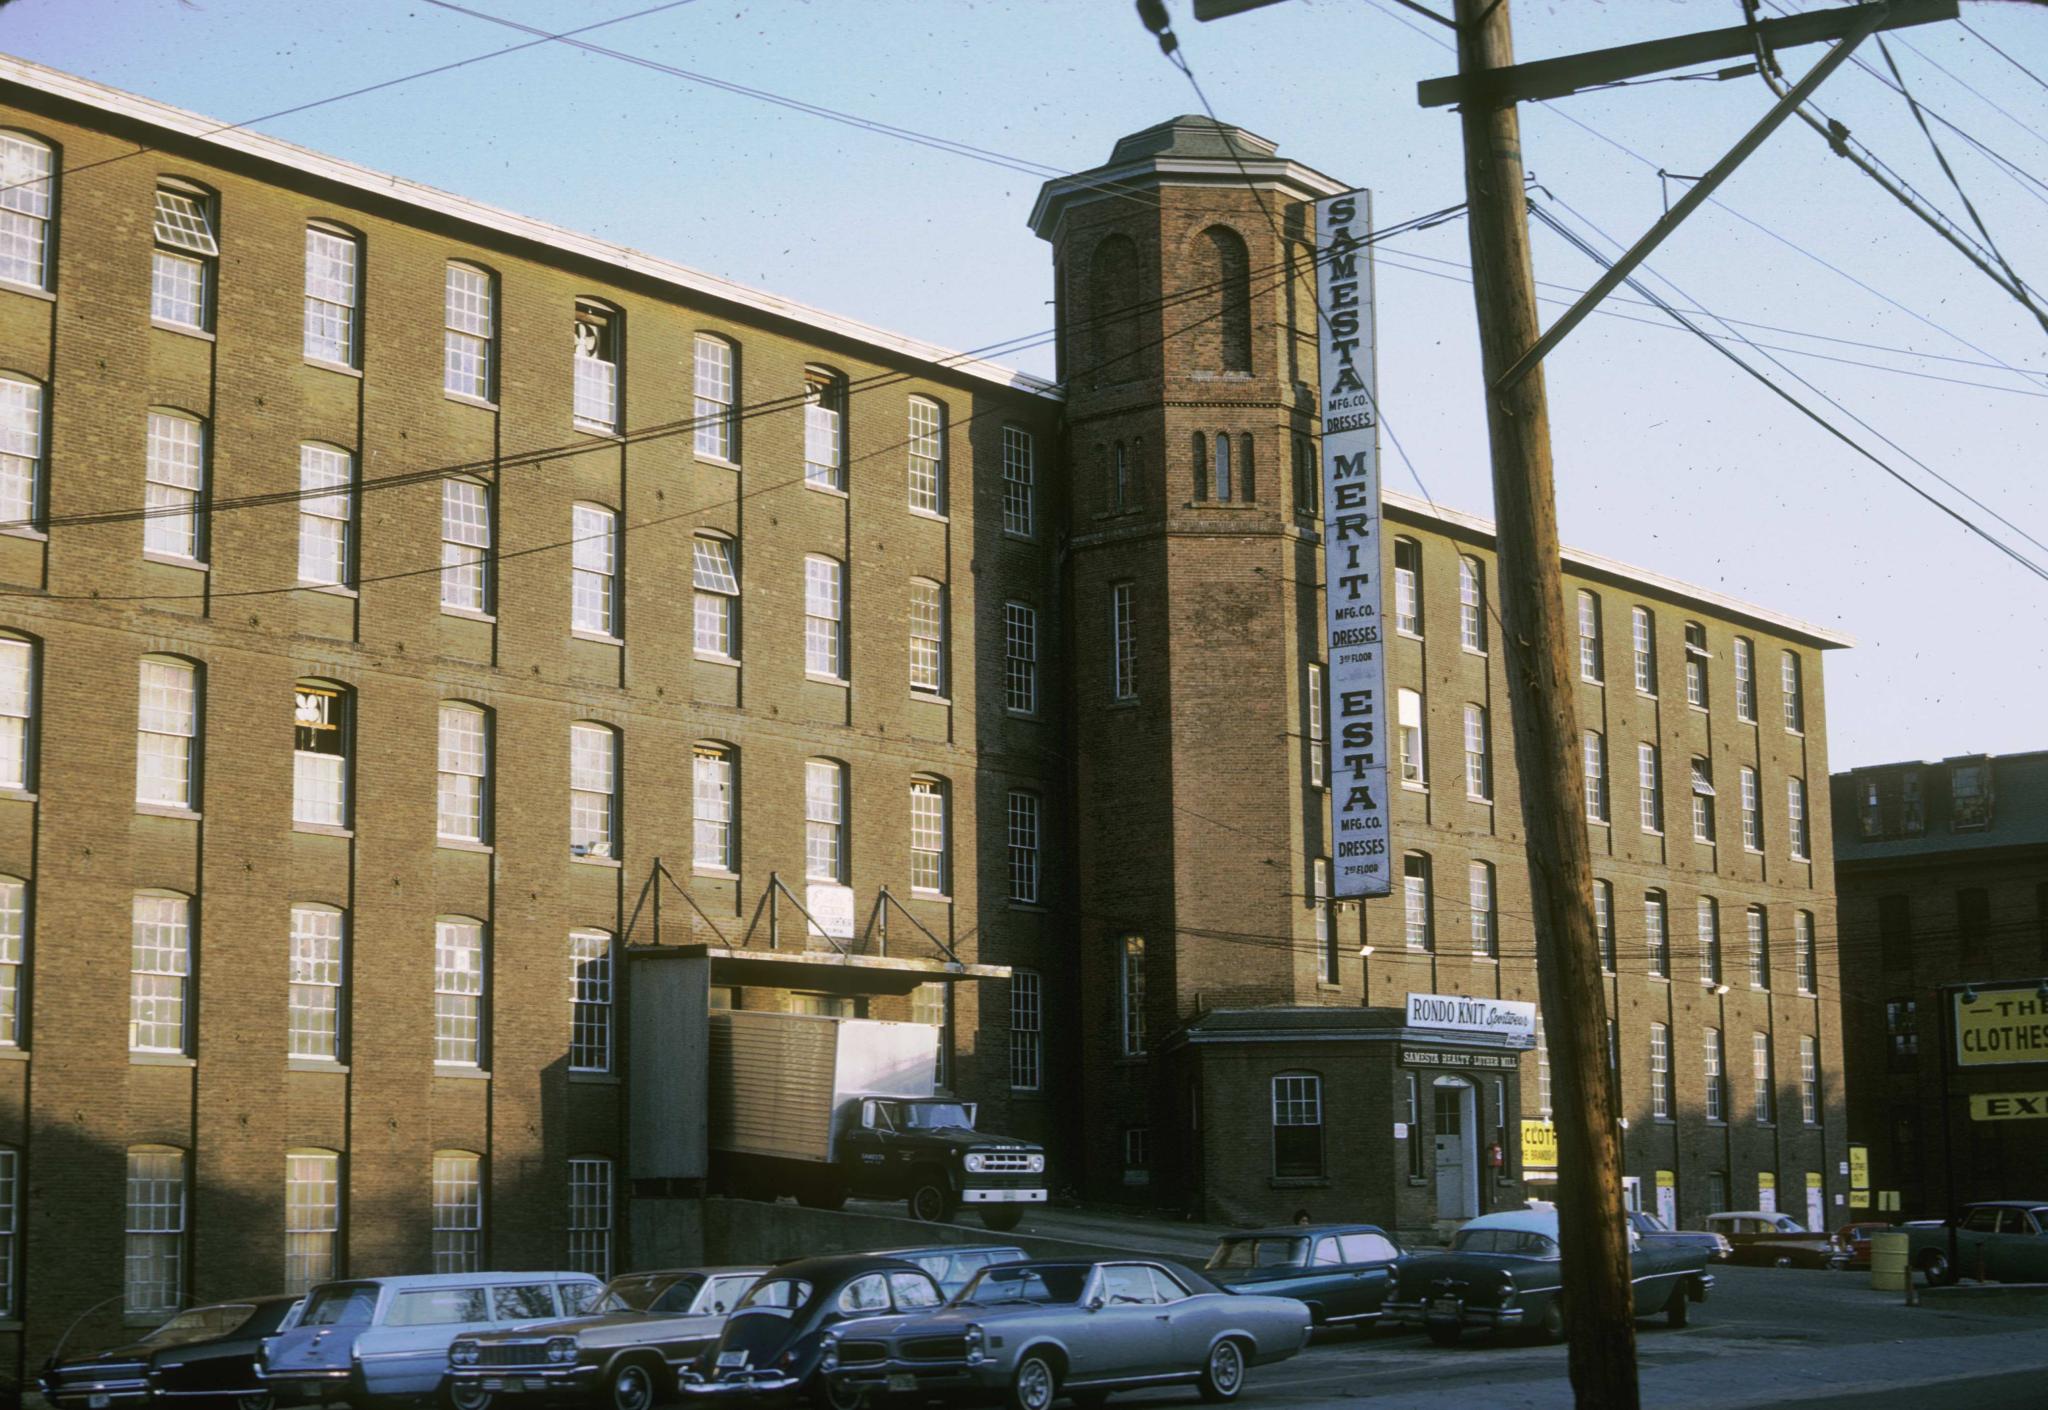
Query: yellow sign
1953 988 2048 1068
1521 1119 1557 1170
1806 1172 1823 1190
1655 1169 1675 1191
1849 1145 1869 1192
1970 1091 2048 1121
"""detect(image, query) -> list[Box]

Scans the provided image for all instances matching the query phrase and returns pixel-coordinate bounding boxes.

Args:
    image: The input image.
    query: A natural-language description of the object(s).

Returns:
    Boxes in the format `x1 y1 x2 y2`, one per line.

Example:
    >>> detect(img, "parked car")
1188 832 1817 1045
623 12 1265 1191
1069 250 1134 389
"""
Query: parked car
1907 1201 2048 1286
1833 1221 1894 1271
42 1295 303 1410
261 1272 604 1407
876 1247 1028 1299
447 1267 767 1410
1385 1209 1712 1345
1702 1211 1848 1269
824 1257 1312 1409
1624 1211 1733 1264
679 1254 945 1407
1203 1224 1404 1328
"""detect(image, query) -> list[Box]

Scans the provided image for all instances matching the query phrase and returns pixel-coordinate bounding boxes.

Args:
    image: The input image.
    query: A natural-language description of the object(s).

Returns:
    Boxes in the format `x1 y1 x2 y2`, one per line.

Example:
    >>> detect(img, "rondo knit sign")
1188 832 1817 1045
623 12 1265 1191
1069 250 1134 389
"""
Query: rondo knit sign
1315 188 1390 899
1953 985 2048 1068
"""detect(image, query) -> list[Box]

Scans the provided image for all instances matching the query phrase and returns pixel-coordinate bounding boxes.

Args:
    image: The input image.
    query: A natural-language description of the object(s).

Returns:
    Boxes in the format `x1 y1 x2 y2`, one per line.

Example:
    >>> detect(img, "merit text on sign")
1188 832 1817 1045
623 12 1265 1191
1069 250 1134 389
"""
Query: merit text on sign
1953 985 2048 1069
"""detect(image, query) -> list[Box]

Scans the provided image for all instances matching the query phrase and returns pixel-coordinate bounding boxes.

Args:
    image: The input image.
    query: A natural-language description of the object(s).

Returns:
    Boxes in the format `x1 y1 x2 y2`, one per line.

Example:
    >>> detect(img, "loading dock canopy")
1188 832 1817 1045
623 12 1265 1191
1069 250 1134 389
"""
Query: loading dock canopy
666 943 1009 998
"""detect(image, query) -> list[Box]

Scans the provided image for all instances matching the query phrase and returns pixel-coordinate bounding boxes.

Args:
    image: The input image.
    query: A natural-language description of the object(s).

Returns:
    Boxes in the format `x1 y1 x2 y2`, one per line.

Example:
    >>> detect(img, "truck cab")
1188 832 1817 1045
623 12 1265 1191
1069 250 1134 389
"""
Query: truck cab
839 1097 1047 1228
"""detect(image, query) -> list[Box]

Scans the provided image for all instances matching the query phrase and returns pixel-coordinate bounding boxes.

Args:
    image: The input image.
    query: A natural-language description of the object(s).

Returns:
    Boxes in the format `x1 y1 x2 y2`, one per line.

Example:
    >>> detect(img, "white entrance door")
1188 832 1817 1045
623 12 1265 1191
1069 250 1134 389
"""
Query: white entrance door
1805 1176 1825 1234
1622 1176 1642 1213
1433 1079 1477 1220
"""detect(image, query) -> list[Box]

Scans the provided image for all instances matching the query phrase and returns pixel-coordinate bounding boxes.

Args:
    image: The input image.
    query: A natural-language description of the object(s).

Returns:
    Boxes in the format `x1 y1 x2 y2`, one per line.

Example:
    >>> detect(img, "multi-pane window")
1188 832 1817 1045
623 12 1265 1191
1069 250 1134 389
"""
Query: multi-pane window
144 411 205 560
1698 896 1721 985
292 682 349 827
694 336 736 461
1008 791 1041 904
804 556 844 679
909 579 946 695
431 1151 483 1272
1632 607 1656 694
1582 730 1607 823
1748 907 1771 989
692 535 739 659
288 905 344 1060
1577 591 1603 681
0 133 54 290
1740 767 1761 850
1887 999 1919 1068
1684 622 1709 707
1111 583 1136 700
909 778 947 895
1649 1023 1671 1119
1009 970 1043 1091
1787 777 1810 859
0 375 44 529
1535 1013 1553 1117
1119 935 1146 1056
0 637 27 790
136 657 197 808
1403 852 1432 952
1638 742 1662 832
572 301 620 431
437 704 488 844
1459 556 1486 652
1315 858 1334 982
303 225 359 367
570 504 619 637
1394 538 1421 635
434 919 484 1066
1795 911 1817 994
443 264 494 400
1468 860 1495 958
1645 890 1669 978
1272 1074 1326 1180
0 877 22 1046
568 930 613 1073
1463 705 1490 801
440 478 491 613
285 1151 340 1293
694 746 736 873
1594 880 1615 972
1399 689 1425 787
151 185 216 330
125 1148 186 1317
131 893 190 1053
1800 1035 1820 1125
1002 426 1035 537
297 444 353 587
1113 440 1132 512
803 758 841 882
1753 1031 1774 1124
1733 637 1756 721
1691 757 1717 843
1781 652 1805 732
568 1157 613 1279
1704 1028 1725 1121
804 370 844 490
1005 602 1038 715
569 724 617 859
908 397 945 513
1307 665 1325 788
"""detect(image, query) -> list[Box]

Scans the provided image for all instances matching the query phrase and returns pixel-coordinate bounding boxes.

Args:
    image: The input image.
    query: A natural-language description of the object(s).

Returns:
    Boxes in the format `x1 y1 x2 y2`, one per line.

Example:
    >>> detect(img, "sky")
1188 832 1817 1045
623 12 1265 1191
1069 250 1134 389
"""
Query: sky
3 0 2044 771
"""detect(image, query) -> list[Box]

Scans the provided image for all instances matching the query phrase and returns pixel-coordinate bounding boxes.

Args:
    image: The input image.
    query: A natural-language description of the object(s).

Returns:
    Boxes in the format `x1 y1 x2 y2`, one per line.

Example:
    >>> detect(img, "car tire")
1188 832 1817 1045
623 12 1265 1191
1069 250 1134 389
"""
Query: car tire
1665 1283 1690 1328
1538 1302 1565 1345
1196 1340 1245 1404
1006 1352 1059 1410
980 1206 1025 1233
235 1395 275 1410
608 1359 660 1410
907 1175 958 1224
1922 1252 1958 1288
444 1383 493 1410
1425 1323 1462 1347
808 1371 865 1410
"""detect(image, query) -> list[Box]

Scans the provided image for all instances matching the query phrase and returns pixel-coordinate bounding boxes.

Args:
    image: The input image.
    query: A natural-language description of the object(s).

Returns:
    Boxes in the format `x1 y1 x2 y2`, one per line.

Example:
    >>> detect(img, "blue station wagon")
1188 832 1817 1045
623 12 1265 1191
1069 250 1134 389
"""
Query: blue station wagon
1204 1225 1404 1328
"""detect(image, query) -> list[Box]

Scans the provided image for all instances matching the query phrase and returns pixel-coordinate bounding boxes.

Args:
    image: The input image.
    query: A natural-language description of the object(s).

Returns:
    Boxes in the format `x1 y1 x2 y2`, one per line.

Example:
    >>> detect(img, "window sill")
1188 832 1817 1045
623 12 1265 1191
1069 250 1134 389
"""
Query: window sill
288 1058 348 1074
1582 676 1605 688
909 890 952 904
1401 782 1429 794
299 581 359 598
806 673 849 688
805 481 850 499
1107 697 1138 709
1004 709 1041 721
1007 901 1047 914
1689 705 1710 715
1471 954 1498 965
1786 727 1806 738
572 629 624 646
1737 715 1758 728
435 1064 491 1080
136 803 200 820
1394 629 1423 642
151 319 214 341
0 278 53 303
142 552 208 571
0 525 48 543
294 822 353 838
909 507 950 524
1002 530 1038 544
1638 691 1659 701
0 1046 26 1061
696 454 741 471
1743 846 1763 856
1588 818 1610 828
696 652 741 667
572 854 624 869
1648 973 1670 984
1466 793 1492 805
130 1052 196 1068
445 391 499 412
304 357 363 379
573 421 624 441
1462 646 1488 658
437 837 493 854
911 691 951 706
442 607 497 624
569 1070 621 1085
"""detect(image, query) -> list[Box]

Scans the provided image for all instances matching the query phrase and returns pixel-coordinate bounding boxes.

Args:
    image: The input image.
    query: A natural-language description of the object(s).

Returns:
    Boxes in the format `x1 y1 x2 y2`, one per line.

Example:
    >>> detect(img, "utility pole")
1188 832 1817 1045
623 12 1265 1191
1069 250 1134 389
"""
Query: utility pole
1450 1 1636 1404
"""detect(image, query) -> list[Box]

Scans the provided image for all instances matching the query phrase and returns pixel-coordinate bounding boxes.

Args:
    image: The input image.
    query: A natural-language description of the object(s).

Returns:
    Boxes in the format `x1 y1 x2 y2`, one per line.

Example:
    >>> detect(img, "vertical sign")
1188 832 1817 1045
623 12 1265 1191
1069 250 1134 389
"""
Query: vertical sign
1316 189 1390 898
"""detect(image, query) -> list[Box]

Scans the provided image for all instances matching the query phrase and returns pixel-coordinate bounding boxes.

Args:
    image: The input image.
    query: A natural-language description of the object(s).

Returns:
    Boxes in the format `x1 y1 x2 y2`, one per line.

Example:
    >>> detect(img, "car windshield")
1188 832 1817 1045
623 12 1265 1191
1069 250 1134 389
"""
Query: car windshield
737 1279 810 1313
300 1284 379 1328
140 1305 252 1347
1454 1228 1560 1258
1206 1237 1307 1272
1635 1214 1674 1233
960 1266 1090 1306
599 1274 697 1314
900 1103 975 1131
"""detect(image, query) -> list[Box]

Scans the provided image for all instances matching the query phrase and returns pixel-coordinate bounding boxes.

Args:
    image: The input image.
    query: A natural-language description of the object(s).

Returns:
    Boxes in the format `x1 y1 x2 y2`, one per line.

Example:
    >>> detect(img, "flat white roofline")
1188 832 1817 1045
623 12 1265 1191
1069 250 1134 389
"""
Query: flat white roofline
1383 488 1856 649
0 54 1058 400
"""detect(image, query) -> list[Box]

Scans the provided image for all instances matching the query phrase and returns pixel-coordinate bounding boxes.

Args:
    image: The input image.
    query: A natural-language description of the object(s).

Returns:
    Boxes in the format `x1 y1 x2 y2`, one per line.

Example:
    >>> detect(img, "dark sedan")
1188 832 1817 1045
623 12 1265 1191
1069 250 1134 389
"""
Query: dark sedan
41 1294 303 1410
1703 1211 1848 1269
1625 1211 1732 1264
1204 1225 1403 1328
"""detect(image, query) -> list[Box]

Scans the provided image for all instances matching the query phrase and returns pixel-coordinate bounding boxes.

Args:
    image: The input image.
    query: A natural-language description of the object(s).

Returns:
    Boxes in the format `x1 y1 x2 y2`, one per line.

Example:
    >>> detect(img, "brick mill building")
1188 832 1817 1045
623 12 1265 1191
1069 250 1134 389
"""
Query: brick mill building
0 59 1854 1376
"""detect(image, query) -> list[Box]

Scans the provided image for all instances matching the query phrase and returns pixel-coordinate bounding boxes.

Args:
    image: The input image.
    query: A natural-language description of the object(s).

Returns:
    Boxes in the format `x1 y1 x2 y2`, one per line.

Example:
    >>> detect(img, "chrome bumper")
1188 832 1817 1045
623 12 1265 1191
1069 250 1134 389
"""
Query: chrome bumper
960 1187 1046 1204
832 1354 983 1392
448 1365 594 1386
679 1371 802 1397
1384 1298 1525 1328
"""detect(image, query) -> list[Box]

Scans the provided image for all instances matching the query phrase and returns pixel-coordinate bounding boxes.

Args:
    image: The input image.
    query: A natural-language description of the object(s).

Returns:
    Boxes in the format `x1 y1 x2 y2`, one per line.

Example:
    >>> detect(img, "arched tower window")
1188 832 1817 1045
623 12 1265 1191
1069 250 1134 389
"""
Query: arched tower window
1191 432 1207 501
1193 225 1251 374
1087 234 1141 382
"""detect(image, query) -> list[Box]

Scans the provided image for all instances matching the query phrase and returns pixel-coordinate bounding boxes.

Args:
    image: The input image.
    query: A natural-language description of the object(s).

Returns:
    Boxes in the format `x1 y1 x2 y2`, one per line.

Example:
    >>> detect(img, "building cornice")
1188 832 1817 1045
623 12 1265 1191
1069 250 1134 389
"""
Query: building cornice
1029 157 1348 243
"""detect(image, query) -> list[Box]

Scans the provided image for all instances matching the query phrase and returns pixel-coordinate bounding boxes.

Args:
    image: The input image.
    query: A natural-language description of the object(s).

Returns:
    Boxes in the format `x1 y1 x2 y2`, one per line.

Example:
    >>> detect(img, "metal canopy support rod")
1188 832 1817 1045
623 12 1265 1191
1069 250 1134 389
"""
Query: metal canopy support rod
1492 6 1884 394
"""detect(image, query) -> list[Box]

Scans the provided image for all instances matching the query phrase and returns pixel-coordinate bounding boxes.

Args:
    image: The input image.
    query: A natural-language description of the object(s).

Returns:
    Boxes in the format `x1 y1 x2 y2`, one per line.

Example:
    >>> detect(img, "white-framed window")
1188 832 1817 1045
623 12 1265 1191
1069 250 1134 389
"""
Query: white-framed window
1753 1031 1774 1124
1393 538 1421 636
569 722 617 860
285 1150 340 1293
0 133 54 291
0 374 45 529
567 1156 613 1279
1733 636 1756 721
1458 556 1486 652
571 503 619 637
572 300 620 431
125 1146 187 1317
1111 582 1136 700
1800 1034 1820 1124
440 478 491 613
1684 621 1709 708
443 263 493 400
1781 651 1805 732
136 656 197 808
908 397 945 514
1741 766 1761 851
303 225 359 367
144 410 205 561
0 877 22 1046
1315 857 1334 982
431 1150 483 1272
1008 791 1040 904
1005 601 1038 715
1748 906 1771 990
692 535 739 659
1002 426 1035 537
1788 776 1810 859
1632 607 1655 694
292 682 349 827
297 443 353 586
910 777 947 896
1398 688 1425 787
912 983 948 1087
0 636 28 791
151 183 216 330
1112 440 1131 512
436 703 488 844
1650 1023 1670 1119
693 335 736 462
804 556 844 680
1272 1073 1326 1180
1595 879 1615 971
1644 889 1668 977
1582 730 1608 823
1463 704 1490 801
1638 741 1662 833
1535 1013 1552 1118
1577 590 1603 681
1469 860 1495 957
804 369 844 490
569 930 613 1073
803 758 841 882
1691 757 1717 843
1704 1027 1725 1122
0 1144 18 1317
909 579 945 695
1698 895 1721 985
1009 970 1043 1091
1795 911 1817 994
1403 852 1432 951
434 919 484 1066
1307 663 1325 788
288 904 344 1060
1119 935 1146 1057
694 746 737 873
130 892 190 1054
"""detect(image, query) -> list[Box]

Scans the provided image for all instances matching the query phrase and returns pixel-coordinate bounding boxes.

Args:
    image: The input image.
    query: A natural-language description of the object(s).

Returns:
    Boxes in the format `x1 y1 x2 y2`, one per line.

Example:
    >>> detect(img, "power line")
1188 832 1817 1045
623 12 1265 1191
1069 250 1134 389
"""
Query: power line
1959 19 2048 99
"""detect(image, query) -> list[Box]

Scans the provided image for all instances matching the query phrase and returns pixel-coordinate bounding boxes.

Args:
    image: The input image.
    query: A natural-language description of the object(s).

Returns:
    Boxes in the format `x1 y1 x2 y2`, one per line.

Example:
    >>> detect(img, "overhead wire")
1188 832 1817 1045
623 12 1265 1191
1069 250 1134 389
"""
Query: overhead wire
1958 19 2048 99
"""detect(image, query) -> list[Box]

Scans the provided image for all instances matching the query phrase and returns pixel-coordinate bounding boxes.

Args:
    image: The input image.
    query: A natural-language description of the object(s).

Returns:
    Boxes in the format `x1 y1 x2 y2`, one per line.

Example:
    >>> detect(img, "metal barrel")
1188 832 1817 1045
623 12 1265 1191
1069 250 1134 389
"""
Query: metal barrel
1870 1230 1910 1291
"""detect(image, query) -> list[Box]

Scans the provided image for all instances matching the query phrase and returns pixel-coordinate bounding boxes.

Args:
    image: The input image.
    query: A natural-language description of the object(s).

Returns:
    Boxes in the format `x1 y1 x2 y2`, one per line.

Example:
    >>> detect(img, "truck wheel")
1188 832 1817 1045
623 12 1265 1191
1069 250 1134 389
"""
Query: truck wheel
1196 1339 1245 1403
1005 1352 1059 1410
607 1359 659 1410
1664 1282 1689 1328
907 1175 957 1224
980 1205 1025 1233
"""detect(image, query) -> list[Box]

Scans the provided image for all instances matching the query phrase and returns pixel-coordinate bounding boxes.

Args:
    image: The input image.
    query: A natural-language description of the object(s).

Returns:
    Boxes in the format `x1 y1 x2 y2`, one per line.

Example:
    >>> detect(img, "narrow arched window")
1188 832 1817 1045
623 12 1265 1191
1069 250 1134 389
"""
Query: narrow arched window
1214 433 1232 502
288 903 346 1060
910 777 948 896
0 373 46 530
693 743 736 873
431 1150 484 1271
434 919 486 1067
437 702 490 844
137 655 200 810
1088 233 1141 380
292 679 351 827
297 442 354 587
126 1145 188 1314
152 180 218 332
1192 432 1208 501
569 722 618 859
1194 225 1251 374
573 299 621 432
805 759 845 882
569 930 615 1073
1239 433 1255 502
693 334 738 462
303 223 360 368
804 367 845 491
1111 441 1128 512
908 396 945 514
444 262 495 400
0 132 55 291
285 1149 342 1292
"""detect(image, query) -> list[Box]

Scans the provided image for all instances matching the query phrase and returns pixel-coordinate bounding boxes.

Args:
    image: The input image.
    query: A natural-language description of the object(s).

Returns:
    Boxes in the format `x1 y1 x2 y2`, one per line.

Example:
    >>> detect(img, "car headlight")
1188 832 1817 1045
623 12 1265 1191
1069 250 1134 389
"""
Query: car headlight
451 1343 480 1367
820 1332 840 1373
964 1154 988 1173
963 1323 985 1367
1025 1154 1046 1173
1714 1235 1733 1255
546 1338 577 1364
